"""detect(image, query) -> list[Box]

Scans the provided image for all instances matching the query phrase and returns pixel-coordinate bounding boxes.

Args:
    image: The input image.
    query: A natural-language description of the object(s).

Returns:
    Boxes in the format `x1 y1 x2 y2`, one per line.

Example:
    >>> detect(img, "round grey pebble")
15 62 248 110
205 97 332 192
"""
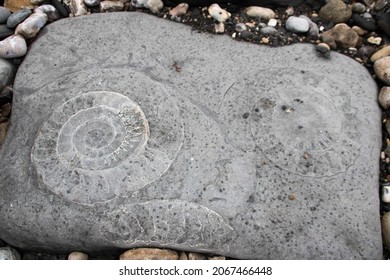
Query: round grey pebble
6 9 32 29
260 26 278 35
84 0 100 7
352 2 366 14
235 23 247 32
362 12 372 19
0 25 14 40
286 16 309 33
0 7 11 24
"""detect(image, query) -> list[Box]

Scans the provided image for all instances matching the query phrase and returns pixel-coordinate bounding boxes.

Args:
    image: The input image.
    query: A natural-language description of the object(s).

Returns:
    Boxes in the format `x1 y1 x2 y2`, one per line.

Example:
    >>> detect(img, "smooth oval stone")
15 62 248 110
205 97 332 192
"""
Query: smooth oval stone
0 58 16 89
286 16 309 33
0 7 11 24
0 34 27 59
6 8 32 29
374 56 390 85
260 26 278 35
35 4 61 22
50 0 70 17
15 13 48 39
319 0 352 23
245 6 275 20
352 2 366 14
84 0 100 7
0 25 14 40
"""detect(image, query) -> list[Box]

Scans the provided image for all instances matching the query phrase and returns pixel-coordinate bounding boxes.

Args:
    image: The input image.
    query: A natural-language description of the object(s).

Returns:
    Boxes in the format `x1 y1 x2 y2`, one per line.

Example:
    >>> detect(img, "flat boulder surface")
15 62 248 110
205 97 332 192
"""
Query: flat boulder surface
0 12 383 259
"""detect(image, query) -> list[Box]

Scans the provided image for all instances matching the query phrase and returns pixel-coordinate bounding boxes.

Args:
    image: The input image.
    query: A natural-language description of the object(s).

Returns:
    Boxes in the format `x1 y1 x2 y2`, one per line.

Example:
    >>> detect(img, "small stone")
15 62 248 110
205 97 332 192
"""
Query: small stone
378 13 390 37
0 58 16 89
375 0 388 10
374 57 390 85
169 3 188 20
50 0 70 17
4 0 34 13
208 4 230 23
267 18 277 27
131 0 163 14
285 6 294 16
367 36 382 45
352 25 368 36
215 22 225 33
6 8 32 29
300 15 319 39
352 14 377 31
1 103 11 118
0 86 12 107
352 2 366 14
362 12 372 19
241 30 253 41
382 212 390 249
119 248 179 260
0 7 11 24
245 6 275 20
188 252 207 260
70 0 88 17
260 26 278 35
0 25 14 40
68 251 89 260
178 251 188 260
286 16 309 33
261 37 269 44
371 45 390 62
319 0 352 24
0 121 9 146
316 42 331 56
0 35 27 59
31 0 45 4
208 255 226 260
16 13 48 39
320 23 360 49
35 5 61 22
100 1 124 12
382 185 390 203
0 246 20 260
235 23 247 32
358 45 376 58
378 86 390 109
84 0 100 7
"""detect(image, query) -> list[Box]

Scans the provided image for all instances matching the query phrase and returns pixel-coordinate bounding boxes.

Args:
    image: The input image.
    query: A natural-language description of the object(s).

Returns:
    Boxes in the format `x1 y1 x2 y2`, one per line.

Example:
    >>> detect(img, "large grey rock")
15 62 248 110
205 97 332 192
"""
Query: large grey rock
0 13 382 259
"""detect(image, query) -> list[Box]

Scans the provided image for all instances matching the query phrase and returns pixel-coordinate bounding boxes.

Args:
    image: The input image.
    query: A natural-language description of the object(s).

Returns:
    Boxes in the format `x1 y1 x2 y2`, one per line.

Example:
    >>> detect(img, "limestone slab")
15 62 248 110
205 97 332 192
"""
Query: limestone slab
0 12 383 259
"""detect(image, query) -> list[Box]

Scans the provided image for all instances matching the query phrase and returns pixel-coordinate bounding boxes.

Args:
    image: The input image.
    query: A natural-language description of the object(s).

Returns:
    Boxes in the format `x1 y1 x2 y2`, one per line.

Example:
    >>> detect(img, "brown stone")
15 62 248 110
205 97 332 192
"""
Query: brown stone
4 0 35 13
382 212 390 249
0 121 9 146
178 251 188 260
321 23 360 49
319 0 352 23
0 103 11 118
374 56 390 85
68 251 89 260
208 255 226 260
371 46 390 63
119 248 179 260
188 252 207 260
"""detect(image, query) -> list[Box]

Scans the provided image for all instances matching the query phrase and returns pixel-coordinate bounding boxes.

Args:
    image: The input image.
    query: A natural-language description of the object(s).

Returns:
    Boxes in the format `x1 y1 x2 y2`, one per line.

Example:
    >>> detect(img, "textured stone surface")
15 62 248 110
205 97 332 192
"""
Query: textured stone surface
0 12 382 259
119 248 178 260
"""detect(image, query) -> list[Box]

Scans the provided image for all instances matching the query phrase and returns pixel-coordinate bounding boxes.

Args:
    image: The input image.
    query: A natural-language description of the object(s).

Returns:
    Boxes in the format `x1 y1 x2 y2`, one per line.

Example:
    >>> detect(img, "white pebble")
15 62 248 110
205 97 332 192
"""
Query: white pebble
245 6 275 20
16 13 48 39
208 4 231 23
0 35 27 59
131 0 163 14
267 18 278 27
382 185 390 203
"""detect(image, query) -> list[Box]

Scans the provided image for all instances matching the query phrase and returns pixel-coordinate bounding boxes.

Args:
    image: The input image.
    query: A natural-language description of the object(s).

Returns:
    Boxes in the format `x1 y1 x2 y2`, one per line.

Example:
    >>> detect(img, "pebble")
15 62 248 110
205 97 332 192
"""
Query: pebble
16 12 48 39
316 42 331 57
0 35 27 59
0 246 20 260
352 14 377 31
362 12 372 20
169 3 188 20
235 23 247 32
178 251 188 260
100 1 124 12
208 255 226 260
188 252 207 260
70 0 88 17
1 103 11 118
261 37 269 44
319 0 352 24
35 5 61 22
351 2 366 14
375 0 388 10
378 87 390 109
0 25 14 40
0 121 9 146
367 36 382 45
0 58 16 89
267 18 277 27
208 4 230 23
382 212 390 249
286 16 309 33
245 6 275 20
68 251 89 260
31 0 45 4
119 248 179 260
320 23 360 49
84 0 100 7
358 45 376 58
214 22 225 33
0 86 12 107
285 6 294 16
374 56 390 85
50 0 70 17
0 7 11 25
6 9 32 29
352 26 368 36
240 30 254 41
131 0 163 14
378 13 390 37
299 15 319 39
382 185 390 203
371 45 390 62
260 26 278 35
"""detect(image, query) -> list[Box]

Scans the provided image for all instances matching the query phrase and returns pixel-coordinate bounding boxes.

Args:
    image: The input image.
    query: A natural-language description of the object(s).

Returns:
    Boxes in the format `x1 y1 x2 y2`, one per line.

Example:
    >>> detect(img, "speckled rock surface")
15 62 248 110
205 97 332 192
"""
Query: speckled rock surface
0 12 382 259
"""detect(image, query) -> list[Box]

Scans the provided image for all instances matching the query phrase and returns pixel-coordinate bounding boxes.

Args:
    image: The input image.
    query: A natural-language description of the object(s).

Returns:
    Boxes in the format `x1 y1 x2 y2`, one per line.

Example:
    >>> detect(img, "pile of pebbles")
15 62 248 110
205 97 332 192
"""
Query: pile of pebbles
0 0 390 259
